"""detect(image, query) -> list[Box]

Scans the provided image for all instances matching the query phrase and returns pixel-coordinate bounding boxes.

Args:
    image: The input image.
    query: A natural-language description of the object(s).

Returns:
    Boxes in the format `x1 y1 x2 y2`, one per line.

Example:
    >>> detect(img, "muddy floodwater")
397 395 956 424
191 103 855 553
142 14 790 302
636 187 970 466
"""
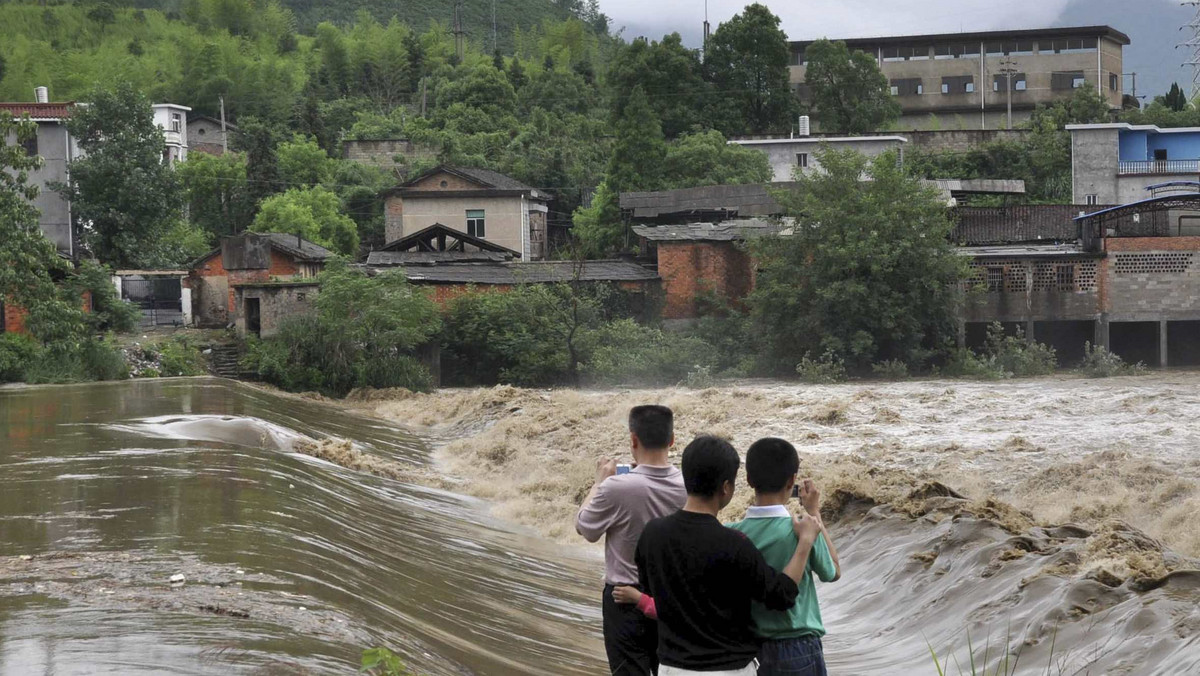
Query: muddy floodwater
0 379 604 675
4 376 1200 675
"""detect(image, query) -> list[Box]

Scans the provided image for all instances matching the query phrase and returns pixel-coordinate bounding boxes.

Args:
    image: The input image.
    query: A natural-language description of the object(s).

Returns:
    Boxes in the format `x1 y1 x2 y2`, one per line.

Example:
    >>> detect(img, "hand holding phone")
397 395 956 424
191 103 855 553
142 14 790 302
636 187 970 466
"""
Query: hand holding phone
616 464 632 475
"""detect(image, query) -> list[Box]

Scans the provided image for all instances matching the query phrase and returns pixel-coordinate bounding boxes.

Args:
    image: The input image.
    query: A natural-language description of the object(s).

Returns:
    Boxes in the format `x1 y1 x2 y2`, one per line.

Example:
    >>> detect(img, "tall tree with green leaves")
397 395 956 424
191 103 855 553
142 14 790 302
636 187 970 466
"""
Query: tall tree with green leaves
1162 83 1188 112
234 116 283 210
177 152 257 239
704 3 796 135
803 39 900 134
750 147 964 372
251 186 359 255
58 83 188 268
605 85 666 193
0 113 77 341
606 34 708 138
662 130 772 188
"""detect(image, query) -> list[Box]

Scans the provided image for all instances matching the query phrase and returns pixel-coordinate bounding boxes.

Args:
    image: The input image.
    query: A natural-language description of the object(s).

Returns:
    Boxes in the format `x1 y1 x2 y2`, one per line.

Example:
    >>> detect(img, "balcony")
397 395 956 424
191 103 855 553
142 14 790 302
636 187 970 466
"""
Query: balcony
1117 160 1200 176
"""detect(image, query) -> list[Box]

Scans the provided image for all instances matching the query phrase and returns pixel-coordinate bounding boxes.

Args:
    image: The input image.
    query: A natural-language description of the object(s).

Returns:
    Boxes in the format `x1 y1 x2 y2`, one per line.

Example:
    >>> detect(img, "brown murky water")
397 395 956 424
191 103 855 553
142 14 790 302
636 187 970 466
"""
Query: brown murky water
0 379 605 675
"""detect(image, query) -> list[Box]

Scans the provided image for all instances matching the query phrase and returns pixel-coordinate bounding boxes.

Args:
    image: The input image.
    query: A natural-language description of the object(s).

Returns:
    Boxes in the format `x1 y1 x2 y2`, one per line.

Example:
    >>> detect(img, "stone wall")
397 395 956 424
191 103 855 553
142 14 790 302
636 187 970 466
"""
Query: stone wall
1071 127 1121 204
233 284 318 338
960 257 1103 323
342 139 436 168
903 129 1031 153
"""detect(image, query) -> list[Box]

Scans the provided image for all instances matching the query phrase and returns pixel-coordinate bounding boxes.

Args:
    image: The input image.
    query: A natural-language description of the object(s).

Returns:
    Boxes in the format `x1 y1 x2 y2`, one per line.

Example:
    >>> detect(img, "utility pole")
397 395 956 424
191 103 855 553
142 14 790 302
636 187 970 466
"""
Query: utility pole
1180 2 1200 100
219 94 228 153
998 57 1018 130
452 1 466 64
492 0 498 56
702 0 711 61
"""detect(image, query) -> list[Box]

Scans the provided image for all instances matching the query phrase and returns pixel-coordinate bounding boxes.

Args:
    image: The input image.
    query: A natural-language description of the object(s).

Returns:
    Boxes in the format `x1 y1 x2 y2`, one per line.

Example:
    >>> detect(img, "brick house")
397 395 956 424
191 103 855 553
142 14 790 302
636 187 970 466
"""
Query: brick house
382 166 551 260
187 114 235 156
187 233 333 328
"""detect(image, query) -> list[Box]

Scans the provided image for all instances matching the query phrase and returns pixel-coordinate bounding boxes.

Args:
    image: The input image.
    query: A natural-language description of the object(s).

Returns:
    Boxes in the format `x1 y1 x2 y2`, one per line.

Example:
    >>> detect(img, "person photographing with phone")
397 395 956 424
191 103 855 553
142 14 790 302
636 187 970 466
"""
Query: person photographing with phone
576 405 686 675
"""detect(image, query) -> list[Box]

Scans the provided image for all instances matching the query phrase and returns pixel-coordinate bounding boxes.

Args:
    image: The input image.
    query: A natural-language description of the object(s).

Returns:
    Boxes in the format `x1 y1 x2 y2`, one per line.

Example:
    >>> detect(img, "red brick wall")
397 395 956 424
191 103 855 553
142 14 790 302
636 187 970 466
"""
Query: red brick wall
1104 237 1200 252
4 303 28 334
657 241 754 319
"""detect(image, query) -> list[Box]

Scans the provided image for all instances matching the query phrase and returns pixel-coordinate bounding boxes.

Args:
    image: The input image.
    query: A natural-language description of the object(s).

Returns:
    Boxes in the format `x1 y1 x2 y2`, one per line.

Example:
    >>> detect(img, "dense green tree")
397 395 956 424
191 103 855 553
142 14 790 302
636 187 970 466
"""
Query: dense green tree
0 113 75 341
276 134 334 187
507 55 528 90
662 130 772 188
606 34 707 138
750 148 965 372
176 151 256 239
570 181 624 257
1161 83 1188 112
233 117 283 209
251 186 359 255
605 86 666 193
704 3 795 135
803 39 900 134
58 83 187 268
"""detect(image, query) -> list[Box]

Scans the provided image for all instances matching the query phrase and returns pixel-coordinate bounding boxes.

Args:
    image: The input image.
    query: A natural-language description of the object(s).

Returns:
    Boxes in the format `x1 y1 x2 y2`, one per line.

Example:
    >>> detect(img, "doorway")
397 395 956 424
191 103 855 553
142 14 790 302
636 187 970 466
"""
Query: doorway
244 298 261 337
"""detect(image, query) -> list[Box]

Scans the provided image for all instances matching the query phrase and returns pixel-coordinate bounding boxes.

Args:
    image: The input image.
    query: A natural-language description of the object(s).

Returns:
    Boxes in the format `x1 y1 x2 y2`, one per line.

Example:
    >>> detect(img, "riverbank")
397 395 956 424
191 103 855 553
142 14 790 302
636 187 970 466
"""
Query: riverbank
346 375 1200 567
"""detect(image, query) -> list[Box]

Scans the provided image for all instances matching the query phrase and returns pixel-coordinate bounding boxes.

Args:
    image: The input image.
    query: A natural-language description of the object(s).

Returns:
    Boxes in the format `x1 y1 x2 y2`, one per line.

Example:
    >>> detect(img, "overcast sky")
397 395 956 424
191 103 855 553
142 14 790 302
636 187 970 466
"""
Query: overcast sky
600 0 1190 99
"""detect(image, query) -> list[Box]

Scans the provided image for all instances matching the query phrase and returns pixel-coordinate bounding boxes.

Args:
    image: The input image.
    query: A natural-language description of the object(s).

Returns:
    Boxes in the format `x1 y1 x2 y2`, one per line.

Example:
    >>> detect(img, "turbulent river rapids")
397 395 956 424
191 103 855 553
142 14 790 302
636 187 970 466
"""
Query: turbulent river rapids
2 377 1199 675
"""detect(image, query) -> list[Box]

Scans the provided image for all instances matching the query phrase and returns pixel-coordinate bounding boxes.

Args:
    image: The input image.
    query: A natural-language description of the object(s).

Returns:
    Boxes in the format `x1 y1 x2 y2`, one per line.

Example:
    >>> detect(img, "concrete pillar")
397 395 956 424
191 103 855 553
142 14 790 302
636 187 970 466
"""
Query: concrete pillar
1160 319 1169 368
1095 316 1110 350
1025 319 1036 343
957 321 966 349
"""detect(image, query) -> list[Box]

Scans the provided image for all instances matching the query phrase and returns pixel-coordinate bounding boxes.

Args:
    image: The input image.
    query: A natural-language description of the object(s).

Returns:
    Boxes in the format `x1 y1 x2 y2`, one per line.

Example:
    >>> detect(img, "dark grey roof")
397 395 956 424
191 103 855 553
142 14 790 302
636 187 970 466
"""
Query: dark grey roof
367 251 514 266
391 260 659 285
262 233 336 261
620 183 793 219
448 166 537 192
632 219 785 242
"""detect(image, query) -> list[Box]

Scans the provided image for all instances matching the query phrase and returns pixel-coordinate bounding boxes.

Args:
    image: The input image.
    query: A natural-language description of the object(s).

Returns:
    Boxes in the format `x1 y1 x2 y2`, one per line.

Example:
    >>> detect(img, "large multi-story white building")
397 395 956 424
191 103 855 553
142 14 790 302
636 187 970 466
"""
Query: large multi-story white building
153 103 190 165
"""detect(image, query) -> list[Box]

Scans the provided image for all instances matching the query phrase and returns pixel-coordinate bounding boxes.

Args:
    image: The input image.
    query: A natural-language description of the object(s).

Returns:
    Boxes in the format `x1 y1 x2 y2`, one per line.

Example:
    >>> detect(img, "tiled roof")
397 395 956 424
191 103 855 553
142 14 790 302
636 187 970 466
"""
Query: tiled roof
261 233 336 261
0 102 75 120
448 166 538 192
380 223 521 256
392 260 660 285
367 251 514 266
632 219 785 242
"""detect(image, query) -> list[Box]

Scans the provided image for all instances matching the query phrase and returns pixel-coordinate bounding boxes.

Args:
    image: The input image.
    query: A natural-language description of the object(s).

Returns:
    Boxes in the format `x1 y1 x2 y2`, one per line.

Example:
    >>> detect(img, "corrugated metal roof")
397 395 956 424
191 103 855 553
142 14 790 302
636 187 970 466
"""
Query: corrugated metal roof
392 260 660 285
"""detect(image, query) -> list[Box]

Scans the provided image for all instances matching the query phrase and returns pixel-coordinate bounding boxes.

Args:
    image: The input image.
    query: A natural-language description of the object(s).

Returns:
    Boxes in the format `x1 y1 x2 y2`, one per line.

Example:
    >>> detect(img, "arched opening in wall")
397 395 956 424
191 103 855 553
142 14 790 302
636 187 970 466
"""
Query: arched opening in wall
1167 321 1200 366
1033 320 1095 366
1109 321 1160 367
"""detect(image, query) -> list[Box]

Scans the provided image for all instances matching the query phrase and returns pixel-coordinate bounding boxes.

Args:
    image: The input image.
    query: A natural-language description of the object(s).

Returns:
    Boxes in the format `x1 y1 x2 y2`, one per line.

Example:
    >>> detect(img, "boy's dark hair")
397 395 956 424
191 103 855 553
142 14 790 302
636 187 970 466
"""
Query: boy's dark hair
629 405 673 449
745 437 800 493
681 435 740 497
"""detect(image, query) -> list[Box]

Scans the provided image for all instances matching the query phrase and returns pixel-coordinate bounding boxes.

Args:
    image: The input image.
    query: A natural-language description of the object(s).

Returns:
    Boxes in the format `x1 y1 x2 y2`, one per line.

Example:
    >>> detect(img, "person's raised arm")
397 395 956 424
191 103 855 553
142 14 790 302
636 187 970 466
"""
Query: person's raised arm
801 479 840 582
575 458 618 542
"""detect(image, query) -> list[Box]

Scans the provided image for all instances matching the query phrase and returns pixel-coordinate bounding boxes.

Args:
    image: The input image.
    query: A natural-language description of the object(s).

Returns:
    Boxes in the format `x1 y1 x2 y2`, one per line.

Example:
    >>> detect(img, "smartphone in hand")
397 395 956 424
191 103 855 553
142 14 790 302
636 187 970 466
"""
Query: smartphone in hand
616 464 632 475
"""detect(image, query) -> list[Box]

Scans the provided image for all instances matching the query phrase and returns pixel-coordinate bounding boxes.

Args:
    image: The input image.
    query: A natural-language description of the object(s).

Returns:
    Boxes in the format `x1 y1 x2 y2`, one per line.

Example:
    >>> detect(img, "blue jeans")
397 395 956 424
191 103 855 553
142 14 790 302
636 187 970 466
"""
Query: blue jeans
757 636 827 676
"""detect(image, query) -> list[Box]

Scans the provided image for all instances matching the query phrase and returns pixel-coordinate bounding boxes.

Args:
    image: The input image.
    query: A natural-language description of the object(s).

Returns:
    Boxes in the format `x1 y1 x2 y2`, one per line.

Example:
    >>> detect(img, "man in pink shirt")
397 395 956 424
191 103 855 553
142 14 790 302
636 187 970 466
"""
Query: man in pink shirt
576 405 687 675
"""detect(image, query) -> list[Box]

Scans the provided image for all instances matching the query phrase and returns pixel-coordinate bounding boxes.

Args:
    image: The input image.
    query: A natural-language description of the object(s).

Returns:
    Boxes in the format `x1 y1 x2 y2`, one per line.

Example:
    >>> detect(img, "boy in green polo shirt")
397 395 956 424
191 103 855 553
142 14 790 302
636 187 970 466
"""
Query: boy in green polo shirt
727 437 841 676
612 437 841 675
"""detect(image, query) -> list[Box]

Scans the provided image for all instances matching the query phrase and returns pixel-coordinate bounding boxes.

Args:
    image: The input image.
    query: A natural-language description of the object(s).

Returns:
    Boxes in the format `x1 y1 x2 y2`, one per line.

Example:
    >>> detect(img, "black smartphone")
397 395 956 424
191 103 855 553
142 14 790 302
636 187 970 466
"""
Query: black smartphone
790 484 799 499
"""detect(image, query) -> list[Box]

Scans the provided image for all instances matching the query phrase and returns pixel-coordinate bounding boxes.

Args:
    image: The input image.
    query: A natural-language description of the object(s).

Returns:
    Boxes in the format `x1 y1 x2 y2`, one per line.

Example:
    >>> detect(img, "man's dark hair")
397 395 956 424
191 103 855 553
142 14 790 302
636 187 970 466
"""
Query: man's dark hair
629 405 673 449
745 437 800 493
681 435 740 497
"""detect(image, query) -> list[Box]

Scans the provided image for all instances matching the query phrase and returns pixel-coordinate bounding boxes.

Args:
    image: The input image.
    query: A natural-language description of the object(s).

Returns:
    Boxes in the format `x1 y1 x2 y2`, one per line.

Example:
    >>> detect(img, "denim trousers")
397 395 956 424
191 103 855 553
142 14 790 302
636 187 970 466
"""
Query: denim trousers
756 635 827 676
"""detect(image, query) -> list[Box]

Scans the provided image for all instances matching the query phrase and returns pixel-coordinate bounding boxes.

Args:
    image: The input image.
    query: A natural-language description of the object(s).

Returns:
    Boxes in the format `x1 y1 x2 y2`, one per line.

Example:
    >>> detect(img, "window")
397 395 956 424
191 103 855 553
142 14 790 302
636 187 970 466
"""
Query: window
796 153 809 168
1154 148 1168 161
881 45 928 62
1052 71 1086 91
941 76 974 95
466 209 486 238
1047 37 1097 54
986 267 1004 292
791 48 806 66
993 74 1027 92
1009 41 1034 56
1085 194 1099 206
1071 75 1086 89
890 78 923 96
1056 265 1075 291
20 133 38 157
171 113 182 132
197 127 207 136
1110 73 1119 91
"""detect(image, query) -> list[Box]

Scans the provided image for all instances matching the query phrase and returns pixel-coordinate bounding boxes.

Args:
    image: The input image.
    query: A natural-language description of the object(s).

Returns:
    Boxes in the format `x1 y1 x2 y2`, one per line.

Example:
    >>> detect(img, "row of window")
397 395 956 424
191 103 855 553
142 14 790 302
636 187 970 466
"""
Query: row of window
792 37 1098 65
887 71 1114 96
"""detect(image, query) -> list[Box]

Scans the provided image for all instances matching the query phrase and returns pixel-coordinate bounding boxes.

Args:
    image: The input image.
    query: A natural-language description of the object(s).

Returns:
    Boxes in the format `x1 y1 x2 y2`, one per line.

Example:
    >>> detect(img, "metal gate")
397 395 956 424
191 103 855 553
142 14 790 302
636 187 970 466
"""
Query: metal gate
121 277 184 327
